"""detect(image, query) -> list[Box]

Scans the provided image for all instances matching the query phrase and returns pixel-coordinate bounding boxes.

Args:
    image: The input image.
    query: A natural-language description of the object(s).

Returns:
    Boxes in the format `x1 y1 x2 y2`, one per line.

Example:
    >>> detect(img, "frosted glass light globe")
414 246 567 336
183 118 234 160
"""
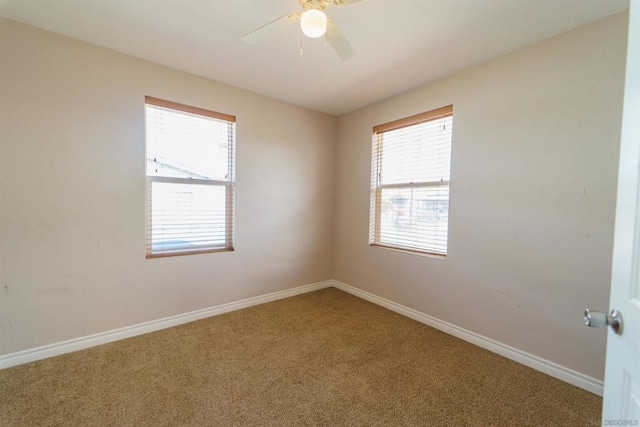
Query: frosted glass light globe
300 9 327 38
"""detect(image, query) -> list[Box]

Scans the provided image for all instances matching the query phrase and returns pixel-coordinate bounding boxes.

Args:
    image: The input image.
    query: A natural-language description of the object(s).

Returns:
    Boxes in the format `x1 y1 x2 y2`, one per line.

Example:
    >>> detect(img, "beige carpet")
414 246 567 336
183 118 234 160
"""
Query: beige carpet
0 288 601 426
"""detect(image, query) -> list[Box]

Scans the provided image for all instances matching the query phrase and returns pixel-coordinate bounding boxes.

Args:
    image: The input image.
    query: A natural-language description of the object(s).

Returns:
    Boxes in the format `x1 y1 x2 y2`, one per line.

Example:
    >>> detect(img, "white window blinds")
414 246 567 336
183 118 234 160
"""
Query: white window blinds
145 96 236 258
369 105 453 256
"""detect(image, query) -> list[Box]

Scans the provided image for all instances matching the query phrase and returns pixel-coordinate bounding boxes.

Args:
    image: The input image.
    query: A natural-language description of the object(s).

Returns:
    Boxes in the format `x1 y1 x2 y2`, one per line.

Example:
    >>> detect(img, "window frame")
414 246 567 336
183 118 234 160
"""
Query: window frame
369 105 453 258
144 96 236 259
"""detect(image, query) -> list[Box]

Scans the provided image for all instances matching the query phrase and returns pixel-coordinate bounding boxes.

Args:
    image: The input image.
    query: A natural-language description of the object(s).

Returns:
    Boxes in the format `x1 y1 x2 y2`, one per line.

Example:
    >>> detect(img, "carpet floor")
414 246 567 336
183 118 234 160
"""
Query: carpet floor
0 287 601 426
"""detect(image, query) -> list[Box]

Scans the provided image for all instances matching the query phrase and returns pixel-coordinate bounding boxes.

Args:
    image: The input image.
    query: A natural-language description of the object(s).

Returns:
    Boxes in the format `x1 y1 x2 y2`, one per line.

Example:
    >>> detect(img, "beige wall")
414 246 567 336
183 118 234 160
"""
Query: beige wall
0 18 336 354
0 10 629 383
333 11 627 380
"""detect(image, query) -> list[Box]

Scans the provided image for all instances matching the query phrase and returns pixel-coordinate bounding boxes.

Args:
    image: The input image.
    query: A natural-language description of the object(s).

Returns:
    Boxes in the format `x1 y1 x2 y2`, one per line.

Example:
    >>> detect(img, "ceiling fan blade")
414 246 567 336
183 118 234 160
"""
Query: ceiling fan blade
241 12 300 44
331 0 363 6
327 19 356 61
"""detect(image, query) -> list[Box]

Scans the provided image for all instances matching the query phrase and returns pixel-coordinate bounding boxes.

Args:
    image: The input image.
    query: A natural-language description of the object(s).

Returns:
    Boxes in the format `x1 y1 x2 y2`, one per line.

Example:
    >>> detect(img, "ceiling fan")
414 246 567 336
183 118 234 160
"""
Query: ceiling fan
241 0 362 61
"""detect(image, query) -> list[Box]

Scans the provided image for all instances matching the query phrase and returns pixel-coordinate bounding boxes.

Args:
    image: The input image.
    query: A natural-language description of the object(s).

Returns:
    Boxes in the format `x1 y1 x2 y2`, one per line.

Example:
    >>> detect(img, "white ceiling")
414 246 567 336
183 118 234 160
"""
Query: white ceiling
0 0 629 116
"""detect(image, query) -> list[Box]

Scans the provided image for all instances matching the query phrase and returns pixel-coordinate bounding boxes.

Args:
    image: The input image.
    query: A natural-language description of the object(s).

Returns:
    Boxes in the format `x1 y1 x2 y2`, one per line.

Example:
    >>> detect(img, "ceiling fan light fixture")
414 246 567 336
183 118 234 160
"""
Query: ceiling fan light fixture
300 9 327 38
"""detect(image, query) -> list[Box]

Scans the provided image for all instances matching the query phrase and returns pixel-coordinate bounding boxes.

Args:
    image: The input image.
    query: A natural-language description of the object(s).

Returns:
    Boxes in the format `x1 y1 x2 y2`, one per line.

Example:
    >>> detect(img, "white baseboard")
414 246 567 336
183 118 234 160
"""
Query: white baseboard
0 280 332 369
329 279 604 396
0 278 605 397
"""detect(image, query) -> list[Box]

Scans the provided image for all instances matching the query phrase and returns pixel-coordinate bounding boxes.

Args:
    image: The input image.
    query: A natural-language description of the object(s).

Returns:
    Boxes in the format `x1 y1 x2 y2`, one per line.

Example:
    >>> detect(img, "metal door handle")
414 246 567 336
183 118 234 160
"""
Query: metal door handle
584 309 623 335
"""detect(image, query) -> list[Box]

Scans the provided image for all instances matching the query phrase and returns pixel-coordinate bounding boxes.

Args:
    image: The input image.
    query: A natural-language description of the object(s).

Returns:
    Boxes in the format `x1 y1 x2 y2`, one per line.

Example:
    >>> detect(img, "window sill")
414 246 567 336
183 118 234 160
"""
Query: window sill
146 247 234 259
369 243 447 260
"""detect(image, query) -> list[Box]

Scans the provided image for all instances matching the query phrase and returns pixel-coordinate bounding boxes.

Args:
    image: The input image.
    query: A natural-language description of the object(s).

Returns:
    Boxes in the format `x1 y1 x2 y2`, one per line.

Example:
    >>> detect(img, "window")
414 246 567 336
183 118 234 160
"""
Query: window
369 105 453 257
145 96 236 258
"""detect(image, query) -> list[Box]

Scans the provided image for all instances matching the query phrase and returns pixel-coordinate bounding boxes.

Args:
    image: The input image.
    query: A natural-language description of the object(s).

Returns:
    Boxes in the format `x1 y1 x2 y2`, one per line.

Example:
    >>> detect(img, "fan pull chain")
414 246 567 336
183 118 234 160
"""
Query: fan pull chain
300 28 304 56
324 30 328 49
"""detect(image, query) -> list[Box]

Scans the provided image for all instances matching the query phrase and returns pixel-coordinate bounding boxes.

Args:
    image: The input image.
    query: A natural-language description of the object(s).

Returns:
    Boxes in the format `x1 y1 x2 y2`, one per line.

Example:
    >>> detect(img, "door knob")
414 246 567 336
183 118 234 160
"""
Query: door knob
584 309 623 335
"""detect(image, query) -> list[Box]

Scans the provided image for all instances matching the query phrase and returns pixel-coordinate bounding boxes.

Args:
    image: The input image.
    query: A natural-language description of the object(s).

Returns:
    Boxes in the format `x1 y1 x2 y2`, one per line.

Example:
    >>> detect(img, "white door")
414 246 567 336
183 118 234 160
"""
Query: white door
601 0 640 423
